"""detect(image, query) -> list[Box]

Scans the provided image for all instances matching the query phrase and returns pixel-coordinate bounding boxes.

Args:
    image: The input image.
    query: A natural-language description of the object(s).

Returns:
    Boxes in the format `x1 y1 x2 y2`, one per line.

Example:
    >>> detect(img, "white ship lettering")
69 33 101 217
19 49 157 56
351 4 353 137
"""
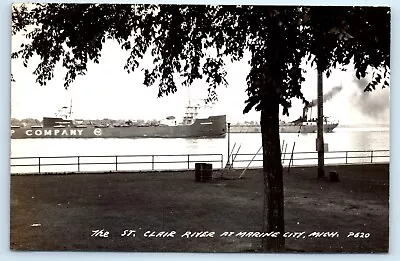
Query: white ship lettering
25 129 84 136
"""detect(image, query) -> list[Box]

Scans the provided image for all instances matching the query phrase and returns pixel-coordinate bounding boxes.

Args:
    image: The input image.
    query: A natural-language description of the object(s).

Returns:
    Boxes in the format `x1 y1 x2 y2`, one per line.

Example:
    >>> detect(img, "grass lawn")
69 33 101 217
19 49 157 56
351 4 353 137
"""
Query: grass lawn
10 164 389 253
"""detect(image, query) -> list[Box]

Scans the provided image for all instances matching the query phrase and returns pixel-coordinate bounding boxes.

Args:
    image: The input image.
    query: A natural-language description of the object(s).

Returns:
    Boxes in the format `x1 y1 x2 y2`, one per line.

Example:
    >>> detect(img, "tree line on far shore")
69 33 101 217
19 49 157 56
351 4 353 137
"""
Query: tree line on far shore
11 118 167 127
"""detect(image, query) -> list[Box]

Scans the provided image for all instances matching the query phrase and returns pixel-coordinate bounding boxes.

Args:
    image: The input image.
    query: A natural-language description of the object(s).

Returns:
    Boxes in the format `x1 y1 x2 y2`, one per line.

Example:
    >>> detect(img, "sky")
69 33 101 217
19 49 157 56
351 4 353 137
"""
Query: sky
10 6 390 125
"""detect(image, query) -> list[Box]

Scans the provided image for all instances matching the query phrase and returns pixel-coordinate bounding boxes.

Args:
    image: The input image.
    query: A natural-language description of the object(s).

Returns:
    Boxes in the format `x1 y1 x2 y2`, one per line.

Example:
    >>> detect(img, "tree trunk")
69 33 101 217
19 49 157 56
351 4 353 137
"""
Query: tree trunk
260 95 285 251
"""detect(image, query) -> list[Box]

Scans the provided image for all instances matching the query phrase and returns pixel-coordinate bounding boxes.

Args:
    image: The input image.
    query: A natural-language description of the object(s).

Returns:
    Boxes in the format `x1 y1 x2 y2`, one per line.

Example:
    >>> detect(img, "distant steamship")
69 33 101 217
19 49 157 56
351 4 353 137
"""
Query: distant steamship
230 86 341 133
230 106 339 134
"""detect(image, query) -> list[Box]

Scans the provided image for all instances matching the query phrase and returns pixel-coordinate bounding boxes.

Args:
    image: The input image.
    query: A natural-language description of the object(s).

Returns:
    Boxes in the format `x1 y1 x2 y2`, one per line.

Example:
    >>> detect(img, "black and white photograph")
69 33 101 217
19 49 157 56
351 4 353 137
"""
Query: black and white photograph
10 2 390 253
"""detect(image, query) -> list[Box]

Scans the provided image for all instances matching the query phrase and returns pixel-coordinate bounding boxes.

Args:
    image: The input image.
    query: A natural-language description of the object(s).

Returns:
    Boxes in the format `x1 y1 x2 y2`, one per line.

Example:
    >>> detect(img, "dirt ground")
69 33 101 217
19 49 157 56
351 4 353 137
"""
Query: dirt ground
10 164 389 253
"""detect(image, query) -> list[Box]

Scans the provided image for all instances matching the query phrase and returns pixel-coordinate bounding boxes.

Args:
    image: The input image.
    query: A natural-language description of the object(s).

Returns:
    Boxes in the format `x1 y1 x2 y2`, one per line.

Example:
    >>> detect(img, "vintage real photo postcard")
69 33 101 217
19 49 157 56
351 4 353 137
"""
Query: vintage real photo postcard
10 3 390 253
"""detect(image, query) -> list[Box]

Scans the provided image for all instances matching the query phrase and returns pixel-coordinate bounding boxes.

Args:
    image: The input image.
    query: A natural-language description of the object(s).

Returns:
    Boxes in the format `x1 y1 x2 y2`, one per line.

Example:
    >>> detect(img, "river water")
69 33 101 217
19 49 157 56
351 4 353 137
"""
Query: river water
10 126 390 174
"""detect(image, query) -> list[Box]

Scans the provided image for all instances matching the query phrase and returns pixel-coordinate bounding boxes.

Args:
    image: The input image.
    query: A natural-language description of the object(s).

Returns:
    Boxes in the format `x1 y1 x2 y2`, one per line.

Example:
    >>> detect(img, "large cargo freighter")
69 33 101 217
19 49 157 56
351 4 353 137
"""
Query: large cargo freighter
11 104 227 139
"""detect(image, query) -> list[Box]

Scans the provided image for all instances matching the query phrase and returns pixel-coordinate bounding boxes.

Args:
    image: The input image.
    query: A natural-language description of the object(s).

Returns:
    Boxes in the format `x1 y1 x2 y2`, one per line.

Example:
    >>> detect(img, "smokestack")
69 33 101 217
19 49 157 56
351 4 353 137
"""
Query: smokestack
302 106 308 119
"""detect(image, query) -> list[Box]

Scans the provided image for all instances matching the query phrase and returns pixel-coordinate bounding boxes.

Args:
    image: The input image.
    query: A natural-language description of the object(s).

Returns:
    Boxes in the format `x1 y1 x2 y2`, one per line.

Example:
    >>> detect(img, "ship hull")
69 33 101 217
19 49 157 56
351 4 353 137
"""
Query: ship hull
230 123 339 133
11 115 226 139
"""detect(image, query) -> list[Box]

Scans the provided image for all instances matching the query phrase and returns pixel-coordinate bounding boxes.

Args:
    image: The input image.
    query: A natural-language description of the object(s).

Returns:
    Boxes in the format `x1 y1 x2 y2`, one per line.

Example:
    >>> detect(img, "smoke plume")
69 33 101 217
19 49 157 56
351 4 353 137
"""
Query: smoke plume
352 78 390 119
306 86 343 108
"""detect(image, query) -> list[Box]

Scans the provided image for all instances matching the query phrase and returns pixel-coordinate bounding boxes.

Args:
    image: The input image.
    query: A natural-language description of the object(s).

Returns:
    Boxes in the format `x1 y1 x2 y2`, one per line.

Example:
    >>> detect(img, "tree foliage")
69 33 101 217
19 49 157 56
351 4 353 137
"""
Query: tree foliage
12 4 390 111
303 6 390 91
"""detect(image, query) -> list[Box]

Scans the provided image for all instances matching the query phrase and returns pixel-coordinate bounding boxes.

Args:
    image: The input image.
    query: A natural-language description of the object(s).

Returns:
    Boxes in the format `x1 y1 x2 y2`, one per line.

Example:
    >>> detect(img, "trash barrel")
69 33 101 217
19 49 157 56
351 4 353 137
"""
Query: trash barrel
329 171 339 182
195 163 213 182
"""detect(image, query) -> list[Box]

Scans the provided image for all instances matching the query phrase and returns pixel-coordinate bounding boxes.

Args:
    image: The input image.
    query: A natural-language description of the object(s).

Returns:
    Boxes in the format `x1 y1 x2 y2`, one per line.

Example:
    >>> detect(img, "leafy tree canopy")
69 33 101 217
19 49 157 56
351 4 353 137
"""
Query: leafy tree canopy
12 4 390 116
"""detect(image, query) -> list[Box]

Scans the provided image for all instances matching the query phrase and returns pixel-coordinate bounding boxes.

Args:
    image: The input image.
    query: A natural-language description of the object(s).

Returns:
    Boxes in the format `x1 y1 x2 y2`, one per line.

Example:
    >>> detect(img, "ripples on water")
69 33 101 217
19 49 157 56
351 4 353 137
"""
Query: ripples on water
10 126 390 173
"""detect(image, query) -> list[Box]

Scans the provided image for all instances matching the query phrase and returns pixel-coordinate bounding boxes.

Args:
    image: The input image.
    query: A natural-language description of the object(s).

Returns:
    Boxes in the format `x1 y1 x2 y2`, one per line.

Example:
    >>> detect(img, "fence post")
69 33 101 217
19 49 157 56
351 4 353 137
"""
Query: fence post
187 155 190 169
345 151 348 164
152 155 155 170
38 157 41 174
77 156 80 172
371 151 373 163
221 154 223 169
115 156 118 171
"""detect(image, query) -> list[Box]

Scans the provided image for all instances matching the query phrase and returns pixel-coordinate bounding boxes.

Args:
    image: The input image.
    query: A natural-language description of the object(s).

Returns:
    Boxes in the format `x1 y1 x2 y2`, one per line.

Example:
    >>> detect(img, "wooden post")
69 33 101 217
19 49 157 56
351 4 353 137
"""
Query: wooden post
78 156 80 172
115 156 118 171
282 142 288 164
227 123 231 166
239 146 262 179
226 142 236 167
288 142 296 173
38 157 41 173
317 70 325 178
231 144 242 169
152 155 155 170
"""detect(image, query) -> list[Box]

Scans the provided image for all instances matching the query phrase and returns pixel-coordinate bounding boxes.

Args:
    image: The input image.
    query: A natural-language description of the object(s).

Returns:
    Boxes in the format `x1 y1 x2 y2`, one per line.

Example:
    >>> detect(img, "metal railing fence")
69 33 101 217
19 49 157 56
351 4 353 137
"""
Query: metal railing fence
10 150 389 174
229 149 390 169
10 153 224 174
